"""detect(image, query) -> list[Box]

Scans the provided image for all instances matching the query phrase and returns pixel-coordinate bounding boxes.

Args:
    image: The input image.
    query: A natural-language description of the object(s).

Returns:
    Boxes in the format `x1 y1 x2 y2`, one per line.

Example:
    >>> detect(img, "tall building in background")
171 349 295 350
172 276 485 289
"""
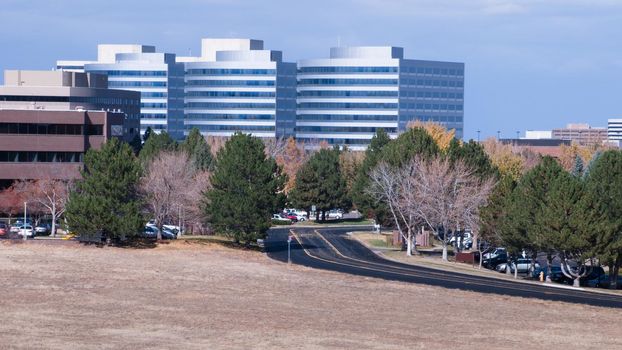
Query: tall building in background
180 39 296 138
608 119 622 146
58 45 185 139
0 70 140 181
552 123 607 146
296 46 464 149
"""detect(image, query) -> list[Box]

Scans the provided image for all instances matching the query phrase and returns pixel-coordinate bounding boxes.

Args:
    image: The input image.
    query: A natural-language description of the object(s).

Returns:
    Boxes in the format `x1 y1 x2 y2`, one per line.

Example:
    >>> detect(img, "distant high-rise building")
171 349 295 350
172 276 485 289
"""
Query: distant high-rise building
58 45 185 139
296 46 464 149
181 39 296 139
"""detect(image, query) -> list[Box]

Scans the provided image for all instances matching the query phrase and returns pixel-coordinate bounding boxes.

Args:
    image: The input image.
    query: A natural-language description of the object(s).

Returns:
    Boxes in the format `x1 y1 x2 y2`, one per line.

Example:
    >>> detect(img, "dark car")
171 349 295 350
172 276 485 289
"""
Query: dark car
160 227 177 240
580 266 609 288
142 226 159 239
482 248 508 269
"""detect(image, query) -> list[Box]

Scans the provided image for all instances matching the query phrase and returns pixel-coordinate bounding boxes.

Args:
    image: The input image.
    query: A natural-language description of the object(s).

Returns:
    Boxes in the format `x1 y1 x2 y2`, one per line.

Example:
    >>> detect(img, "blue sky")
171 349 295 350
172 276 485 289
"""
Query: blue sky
1 0 621 140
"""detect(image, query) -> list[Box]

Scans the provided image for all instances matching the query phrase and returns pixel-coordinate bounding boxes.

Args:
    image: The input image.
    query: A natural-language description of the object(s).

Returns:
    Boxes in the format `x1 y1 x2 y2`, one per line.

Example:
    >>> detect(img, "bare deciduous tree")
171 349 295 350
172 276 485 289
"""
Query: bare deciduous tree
15 179 72 236
141 151 197 240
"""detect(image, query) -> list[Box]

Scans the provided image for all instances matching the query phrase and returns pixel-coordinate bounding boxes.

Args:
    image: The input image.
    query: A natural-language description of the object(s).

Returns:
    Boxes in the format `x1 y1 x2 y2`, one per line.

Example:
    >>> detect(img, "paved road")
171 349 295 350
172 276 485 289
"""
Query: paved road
266 226 622 308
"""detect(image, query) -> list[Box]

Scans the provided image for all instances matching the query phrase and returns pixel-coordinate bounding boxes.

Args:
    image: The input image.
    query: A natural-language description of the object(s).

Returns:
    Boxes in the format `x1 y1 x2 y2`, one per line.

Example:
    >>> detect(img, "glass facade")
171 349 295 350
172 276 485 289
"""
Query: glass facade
85 53 185 140
184 51 296 139
296 47 464 149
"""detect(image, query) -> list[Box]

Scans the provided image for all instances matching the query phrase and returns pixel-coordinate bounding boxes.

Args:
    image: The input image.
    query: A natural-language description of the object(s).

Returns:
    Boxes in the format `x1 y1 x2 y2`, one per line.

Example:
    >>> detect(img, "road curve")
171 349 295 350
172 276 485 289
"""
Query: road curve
266 226 622 309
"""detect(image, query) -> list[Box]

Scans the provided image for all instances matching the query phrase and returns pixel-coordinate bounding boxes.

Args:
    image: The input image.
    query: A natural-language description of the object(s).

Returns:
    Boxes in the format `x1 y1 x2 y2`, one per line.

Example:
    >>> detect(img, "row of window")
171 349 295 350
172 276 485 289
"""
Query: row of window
297 90 398 97
400 103 464 111
402 79 464 88
109 81 167 87
298 67 398 73
97 70 167 76
141 103 168 108
298 79 398 86
185 114 275 120
0 95 138 106
298 102 398 109
186 69 276 75
296 126 398 133
141 113 167 119
186 91 276 98
186 80 276 87
141 92 168 98
405 115 464 123
185 102 276 109
296 114 398 122
402 91 463 99
0 123 103 136
188 125 275 131
402 67 464 76
0 151 83 163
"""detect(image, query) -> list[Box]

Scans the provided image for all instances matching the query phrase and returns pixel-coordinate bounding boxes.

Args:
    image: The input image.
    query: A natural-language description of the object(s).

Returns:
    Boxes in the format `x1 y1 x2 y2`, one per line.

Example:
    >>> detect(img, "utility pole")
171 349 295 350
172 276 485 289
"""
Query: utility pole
23 202 27 241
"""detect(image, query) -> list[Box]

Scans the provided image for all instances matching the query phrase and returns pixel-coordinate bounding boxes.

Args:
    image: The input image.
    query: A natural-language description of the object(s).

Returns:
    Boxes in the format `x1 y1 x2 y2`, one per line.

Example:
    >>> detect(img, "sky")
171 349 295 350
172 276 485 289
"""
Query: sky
1 0 621 141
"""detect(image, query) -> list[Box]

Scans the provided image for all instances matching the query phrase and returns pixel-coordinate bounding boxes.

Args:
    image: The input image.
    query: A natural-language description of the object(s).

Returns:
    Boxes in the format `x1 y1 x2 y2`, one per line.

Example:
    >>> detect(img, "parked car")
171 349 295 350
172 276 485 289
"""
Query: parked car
282 212 299 222
141 226 159 239
495 258 540 274
285 210 307 222
327 210 343 219
0 223 8 236
160 227 177 240
35 223 51 236
272 214 291 223
17 225 35 238
580 266 609 288
482 248 508 269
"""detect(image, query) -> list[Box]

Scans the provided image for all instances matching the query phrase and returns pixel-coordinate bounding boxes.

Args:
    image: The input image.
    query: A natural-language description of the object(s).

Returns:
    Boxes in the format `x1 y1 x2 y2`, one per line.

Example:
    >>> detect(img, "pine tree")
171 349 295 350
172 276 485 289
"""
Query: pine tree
381 127 439 167
447 139 498 179
351 129 391 222
571 154 584 177
290 147 350 221
139 131 177 164
501 156 563 256
142 127 153 143
129 134 143 155
182 128 213 171
584 150 622 288
204 133 285 244
65 138 144 243
480 175 516 247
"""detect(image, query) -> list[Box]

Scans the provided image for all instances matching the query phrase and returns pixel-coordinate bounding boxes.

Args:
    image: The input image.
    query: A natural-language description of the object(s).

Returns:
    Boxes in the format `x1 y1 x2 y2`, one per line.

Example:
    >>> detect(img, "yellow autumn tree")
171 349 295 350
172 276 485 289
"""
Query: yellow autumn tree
275 137 308 193
407 121 456 151
482 138 525 181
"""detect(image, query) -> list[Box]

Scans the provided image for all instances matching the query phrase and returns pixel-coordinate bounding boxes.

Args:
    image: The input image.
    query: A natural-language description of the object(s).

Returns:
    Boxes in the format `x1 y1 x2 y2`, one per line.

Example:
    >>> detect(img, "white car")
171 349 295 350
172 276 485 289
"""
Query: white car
327 210 343 219
272 214 291 223
17 225 34 238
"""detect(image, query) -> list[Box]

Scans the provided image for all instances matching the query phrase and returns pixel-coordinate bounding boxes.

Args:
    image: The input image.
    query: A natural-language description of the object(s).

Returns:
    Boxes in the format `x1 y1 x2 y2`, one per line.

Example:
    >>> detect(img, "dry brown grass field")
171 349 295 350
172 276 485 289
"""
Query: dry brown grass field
0 240 620 349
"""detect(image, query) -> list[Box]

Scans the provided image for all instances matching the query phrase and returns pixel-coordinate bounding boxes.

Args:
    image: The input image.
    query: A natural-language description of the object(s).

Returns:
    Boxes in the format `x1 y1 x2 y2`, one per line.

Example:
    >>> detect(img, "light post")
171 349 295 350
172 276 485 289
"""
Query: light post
476 130 480 142
287 234 292 264
497 130 501 140
23 201 27 241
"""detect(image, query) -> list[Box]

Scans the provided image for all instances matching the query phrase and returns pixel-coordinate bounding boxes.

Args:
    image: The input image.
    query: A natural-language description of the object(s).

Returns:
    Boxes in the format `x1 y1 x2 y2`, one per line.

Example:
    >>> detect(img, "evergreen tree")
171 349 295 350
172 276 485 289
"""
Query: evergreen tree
182 128 214 171
139 131 177 164
501 157 564 257
204 133 285 244
142 127 153 143
351 129 391 222
381 127 439 167
65 138 144 243
447 139 498 179
571 154 584 177
290 147 350 221
480 175 516 247
129 134 143 155
584 150 622 288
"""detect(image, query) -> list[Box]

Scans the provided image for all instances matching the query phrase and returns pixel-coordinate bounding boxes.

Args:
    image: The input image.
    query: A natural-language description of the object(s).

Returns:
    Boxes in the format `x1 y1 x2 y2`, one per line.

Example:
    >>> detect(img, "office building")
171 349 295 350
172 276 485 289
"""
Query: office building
608 119 622 146
296 46 464 149
0 70 140 181
524 130 553 140
58 45 185 139
182 39 296 138
552 123 607 146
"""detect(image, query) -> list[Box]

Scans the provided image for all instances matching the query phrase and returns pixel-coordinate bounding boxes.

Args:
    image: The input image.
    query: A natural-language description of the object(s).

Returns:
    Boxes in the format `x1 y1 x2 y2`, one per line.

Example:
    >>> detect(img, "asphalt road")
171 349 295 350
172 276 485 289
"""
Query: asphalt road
266 226 622 309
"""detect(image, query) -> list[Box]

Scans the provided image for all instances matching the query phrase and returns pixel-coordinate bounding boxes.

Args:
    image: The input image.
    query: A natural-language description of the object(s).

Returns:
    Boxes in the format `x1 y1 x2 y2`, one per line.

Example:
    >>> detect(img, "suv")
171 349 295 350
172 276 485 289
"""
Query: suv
496 258 540 274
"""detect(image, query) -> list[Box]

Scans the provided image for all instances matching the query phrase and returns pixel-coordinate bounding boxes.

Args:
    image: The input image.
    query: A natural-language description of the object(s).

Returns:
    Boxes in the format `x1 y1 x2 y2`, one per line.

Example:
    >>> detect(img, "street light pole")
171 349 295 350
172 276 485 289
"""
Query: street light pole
23 201 27 241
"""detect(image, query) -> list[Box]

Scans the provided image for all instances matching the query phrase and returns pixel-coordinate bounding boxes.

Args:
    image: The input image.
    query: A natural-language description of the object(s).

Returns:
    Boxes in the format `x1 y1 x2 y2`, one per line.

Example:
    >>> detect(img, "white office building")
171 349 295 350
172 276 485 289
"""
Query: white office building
58 45 185 139
181 39 296 138
608 119 622 147
297 46 464 149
